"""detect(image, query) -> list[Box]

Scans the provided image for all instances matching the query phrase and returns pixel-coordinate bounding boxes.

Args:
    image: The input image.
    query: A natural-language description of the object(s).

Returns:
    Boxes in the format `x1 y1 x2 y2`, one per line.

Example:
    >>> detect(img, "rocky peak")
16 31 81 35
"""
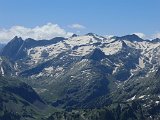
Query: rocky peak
83 48 106 61
1 36 24 59
71 34 78 37
115 34 143 42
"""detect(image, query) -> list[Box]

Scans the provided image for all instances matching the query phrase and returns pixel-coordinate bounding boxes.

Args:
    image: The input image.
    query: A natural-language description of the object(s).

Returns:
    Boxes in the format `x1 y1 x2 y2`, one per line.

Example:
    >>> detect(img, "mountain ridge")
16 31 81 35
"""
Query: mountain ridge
0 33 160 119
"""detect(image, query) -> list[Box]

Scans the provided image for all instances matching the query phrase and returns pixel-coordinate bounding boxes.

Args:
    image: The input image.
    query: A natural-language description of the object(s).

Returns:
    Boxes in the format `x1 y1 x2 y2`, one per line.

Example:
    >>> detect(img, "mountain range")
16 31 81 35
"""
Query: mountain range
0 33 160 119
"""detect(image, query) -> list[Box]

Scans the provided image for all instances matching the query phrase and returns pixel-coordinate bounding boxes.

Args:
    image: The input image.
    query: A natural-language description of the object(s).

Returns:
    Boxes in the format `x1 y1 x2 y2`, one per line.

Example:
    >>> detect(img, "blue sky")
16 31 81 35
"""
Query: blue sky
0 0 160 42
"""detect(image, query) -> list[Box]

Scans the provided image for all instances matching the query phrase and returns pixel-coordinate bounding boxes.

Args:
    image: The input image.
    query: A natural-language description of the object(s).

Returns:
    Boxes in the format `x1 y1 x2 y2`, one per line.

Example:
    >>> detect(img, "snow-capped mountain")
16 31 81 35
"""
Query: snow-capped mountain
1 33 160 81
1 33 160 119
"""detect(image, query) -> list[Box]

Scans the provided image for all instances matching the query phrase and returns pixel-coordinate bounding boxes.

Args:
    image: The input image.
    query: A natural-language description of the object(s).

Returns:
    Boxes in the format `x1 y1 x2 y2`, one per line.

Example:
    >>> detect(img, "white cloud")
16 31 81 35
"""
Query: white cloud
0 23 73 43
152 32 160 39
133 32 146 39
133 32 160 40
69 24 86 29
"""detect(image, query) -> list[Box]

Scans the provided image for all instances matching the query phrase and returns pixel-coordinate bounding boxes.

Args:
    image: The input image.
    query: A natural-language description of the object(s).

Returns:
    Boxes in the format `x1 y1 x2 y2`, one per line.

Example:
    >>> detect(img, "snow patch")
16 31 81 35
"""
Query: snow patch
139 57 145 68
1 67 4 76
66 35 99 48
139 95 145 99
27 41 68 64
127 95 136 101
44 67 54 74
101 40 122 55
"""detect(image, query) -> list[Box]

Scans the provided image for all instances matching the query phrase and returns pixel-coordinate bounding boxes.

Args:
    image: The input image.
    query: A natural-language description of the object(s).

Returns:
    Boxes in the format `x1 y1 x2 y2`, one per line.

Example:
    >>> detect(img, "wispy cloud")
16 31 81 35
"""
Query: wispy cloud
0 23 73 43
68 24 86 29
152 32 160 39
134 32 160 39
133 32 146 39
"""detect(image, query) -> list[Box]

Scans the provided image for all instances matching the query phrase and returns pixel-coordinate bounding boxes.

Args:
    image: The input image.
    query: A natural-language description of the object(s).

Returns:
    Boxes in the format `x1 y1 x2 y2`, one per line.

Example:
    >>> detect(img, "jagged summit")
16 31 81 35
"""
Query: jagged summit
71 34 78 37
1 36 24 59
10 36 23 42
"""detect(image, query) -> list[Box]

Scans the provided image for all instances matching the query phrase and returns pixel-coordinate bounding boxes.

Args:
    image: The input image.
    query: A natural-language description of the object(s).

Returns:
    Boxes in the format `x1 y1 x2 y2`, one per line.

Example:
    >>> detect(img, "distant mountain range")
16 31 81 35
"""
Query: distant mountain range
0 33 160 119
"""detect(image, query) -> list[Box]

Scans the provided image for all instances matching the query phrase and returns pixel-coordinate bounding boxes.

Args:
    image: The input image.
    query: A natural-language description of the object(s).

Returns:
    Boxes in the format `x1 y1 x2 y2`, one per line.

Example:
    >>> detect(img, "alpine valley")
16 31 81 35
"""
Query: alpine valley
0 33 160 120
